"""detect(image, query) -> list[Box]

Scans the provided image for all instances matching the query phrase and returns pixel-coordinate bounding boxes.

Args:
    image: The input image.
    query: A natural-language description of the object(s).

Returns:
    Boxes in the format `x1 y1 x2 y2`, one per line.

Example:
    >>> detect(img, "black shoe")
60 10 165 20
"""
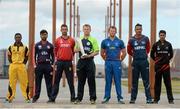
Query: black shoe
129 99 135 104
71 99 76 103
32 98 38 103
101 98 110 104
146 99 153 104
169 100 174 104
90 99 96 104
153 100 158 104
74 99 81 104
47 99 55 103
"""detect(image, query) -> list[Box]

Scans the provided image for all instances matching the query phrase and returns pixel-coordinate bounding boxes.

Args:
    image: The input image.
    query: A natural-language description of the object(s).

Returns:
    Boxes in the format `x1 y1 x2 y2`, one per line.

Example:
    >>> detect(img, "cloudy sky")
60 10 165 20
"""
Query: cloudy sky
0 0 179 64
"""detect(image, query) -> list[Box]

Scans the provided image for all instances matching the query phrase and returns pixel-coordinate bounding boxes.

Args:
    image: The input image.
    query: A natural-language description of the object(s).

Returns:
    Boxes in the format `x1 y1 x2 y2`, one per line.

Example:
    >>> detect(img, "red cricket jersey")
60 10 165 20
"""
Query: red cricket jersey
55 36 75 61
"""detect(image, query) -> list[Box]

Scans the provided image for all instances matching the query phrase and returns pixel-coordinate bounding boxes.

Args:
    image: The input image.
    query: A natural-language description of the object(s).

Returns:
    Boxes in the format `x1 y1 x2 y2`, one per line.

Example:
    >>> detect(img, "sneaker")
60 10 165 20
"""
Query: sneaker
74 99 81 104
101 98 110 104
47 99 55 103
118 99 125 104
146 100 153 104
169 100 174 104
25 99 31 103
32 98 38 103
4 99 12 103
71 99 76 103
129 99 135 104
153 100 158 104
90 99 96 104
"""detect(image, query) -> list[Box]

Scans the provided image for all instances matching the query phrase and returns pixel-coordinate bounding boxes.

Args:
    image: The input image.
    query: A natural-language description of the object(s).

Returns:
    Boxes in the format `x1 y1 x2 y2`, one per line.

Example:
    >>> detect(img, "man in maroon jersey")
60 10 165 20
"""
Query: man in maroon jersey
127 23 152 104
48 24 76 103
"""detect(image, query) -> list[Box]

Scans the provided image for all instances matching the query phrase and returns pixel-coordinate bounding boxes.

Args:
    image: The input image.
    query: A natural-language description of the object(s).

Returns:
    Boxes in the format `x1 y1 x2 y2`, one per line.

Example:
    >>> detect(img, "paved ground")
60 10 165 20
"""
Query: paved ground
0 78 180 108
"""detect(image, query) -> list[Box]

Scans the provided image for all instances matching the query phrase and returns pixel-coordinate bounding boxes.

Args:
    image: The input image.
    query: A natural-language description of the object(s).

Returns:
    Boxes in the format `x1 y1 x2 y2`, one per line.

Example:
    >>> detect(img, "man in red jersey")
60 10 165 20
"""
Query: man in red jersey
48 24 76 103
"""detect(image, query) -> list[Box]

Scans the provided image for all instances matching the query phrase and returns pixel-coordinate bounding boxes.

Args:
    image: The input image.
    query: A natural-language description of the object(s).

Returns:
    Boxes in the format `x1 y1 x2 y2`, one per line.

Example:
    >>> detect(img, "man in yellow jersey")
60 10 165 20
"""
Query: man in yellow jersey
5 33 31 103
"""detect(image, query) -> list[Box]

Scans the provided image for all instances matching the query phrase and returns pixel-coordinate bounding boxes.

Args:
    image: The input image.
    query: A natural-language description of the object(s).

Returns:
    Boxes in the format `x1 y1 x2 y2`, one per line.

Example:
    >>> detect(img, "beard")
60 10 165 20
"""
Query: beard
41 37 47 41
62 32 67 36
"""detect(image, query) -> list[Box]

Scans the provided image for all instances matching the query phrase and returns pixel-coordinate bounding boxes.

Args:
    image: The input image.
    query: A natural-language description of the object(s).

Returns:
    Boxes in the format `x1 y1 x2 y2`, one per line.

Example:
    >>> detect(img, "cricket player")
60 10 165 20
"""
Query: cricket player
101 26 126 104
127 23 153 104
150 30 174 104
5 33 31 103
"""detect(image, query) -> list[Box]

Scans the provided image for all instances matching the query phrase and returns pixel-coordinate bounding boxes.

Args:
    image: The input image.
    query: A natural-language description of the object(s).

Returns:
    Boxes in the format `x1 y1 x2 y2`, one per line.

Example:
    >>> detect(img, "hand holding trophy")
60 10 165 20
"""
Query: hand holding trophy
76 37 88 58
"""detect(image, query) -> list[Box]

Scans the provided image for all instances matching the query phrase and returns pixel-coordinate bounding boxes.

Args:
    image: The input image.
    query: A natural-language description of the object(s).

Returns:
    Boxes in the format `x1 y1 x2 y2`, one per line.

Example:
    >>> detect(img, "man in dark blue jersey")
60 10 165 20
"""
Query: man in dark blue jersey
127 23 152 104
32 29 54 103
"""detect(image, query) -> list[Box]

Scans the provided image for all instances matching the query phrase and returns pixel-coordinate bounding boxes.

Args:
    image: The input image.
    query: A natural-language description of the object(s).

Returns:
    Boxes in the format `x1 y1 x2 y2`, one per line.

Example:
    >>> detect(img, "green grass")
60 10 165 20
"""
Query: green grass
122 79 180 94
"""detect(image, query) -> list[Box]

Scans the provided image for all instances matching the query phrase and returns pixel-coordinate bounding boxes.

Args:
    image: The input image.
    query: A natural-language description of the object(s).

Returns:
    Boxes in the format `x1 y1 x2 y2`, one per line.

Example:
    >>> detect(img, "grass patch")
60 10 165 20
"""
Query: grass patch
122 79 180 94
172 77 180 81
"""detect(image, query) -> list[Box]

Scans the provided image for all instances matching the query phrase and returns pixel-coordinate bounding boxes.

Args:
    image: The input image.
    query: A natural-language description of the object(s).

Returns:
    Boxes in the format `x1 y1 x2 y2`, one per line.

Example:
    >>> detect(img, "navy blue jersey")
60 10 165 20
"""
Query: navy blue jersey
127 35 150 60
35 41 54 65
101 36 125 61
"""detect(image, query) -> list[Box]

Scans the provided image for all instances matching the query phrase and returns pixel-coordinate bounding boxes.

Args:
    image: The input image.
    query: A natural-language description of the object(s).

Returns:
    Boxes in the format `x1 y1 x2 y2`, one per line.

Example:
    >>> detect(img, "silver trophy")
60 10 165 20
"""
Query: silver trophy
76 37 87 57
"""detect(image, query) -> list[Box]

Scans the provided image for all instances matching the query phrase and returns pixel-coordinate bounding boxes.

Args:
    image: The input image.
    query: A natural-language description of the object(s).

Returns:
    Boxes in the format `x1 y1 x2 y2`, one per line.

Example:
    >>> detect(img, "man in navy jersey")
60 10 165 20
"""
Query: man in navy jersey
101 26 126 104
127 23 152 104
32 29 54 103
151 30 174 104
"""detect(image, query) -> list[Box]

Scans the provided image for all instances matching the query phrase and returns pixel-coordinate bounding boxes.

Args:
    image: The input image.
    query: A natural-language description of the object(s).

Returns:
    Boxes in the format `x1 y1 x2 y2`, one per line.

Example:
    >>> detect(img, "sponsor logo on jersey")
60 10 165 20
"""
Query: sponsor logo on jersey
110 46 115 49
41 51 48 55
60 44 71 48
157 51 168 54
84 46 91 51
134 46 145 50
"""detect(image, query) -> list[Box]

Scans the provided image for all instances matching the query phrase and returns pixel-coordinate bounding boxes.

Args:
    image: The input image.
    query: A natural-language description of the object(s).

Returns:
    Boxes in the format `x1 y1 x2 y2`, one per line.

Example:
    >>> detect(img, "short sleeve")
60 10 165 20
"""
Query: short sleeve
120 40 125 49
92 38 99 52
101 40 106 49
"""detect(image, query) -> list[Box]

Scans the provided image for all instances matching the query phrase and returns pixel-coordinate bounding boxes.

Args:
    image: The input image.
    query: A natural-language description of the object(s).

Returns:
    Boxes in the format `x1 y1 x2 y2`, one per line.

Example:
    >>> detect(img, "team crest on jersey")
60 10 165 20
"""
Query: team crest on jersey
157 46 160 50
141 41 145 44
134 41 138 46
107 43 110 47
165 46 169 50
38 45 42 49
47 45 50 49
87 42 90 46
